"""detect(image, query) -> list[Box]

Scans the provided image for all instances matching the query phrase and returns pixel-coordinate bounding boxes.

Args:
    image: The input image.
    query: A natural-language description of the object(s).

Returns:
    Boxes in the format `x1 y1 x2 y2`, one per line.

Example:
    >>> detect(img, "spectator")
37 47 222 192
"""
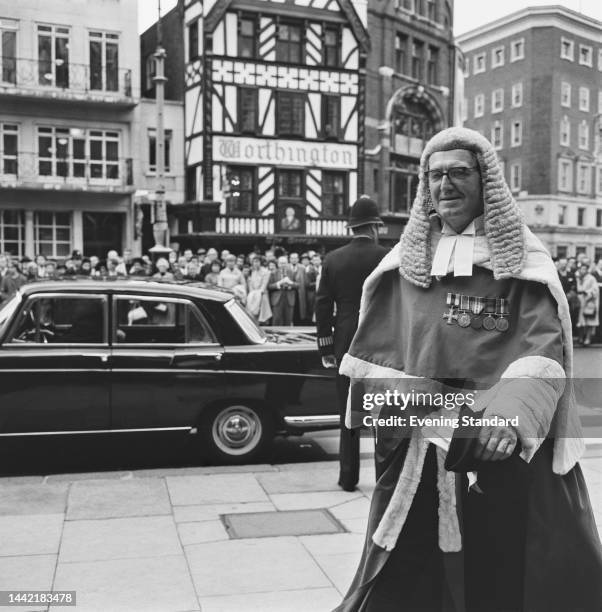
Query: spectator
576 263 599 346
218 254 246 302
289 252 308 323
185 260 204 281
268 255 297 326
1 260 26 302
80 259 92 276
246 256 272 324
183 248 194 262
129 258 147 277
200 248 218 279
153 258 175 281
204 261 222 286
306 254 322 321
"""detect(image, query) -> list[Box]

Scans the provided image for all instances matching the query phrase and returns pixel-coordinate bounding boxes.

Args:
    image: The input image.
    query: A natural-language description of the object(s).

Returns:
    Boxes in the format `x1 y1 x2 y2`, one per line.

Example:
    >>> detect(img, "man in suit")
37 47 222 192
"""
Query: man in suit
315 197 389 491
268 255 297 325
289 252 308 324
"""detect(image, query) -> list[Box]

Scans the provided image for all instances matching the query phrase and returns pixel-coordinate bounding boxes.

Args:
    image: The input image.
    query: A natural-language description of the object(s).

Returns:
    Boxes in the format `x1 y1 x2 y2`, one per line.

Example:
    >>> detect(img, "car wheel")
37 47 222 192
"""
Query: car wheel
202 403 274 464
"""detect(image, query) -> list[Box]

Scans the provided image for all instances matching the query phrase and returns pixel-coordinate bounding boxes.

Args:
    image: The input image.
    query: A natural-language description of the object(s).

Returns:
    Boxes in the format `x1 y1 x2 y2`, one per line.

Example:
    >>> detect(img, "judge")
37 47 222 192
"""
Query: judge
335 127 602 612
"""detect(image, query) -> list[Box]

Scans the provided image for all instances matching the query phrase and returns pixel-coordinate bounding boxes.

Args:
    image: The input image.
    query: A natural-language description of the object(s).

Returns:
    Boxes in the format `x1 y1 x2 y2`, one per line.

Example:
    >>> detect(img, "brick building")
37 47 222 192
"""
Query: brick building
0 0 140 258
364 0 457 241
458 6 602 262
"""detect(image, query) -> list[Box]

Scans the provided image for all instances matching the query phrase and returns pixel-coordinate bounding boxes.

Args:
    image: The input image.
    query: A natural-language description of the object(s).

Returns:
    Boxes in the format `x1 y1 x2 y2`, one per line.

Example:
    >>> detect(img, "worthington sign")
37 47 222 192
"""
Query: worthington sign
213 137 358 169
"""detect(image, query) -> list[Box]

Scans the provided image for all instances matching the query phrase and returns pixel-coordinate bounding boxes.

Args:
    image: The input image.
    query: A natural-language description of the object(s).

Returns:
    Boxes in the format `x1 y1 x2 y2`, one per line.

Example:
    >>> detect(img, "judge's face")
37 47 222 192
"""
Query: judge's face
428 149 483 233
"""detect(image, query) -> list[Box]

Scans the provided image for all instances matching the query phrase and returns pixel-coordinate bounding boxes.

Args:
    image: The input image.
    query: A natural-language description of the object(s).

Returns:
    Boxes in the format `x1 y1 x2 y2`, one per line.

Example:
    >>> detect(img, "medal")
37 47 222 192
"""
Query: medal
482 297 496 331
457 295 471 327
495 298 509 332
469 296 483 328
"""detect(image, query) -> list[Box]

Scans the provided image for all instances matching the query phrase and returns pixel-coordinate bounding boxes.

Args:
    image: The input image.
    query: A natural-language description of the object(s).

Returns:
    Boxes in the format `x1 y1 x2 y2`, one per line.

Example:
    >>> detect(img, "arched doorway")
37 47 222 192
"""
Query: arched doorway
387 86 443 213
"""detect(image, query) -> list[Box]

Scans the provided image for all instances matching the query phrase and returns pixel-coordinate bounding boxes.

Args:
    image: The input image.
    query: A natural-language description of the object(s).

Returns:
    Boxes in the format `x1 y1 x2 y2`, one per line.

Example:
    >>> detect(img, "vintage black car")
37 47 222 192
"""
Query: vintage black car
0 279 338 463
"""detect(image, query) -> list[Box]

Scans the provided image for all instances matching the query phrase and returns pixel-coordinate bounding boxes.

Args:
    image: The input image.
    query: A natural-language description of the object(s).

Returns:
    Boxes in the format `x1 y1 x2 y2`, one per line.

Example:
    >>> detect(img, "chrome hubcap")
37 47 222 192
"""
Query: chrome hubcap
212 406 262 456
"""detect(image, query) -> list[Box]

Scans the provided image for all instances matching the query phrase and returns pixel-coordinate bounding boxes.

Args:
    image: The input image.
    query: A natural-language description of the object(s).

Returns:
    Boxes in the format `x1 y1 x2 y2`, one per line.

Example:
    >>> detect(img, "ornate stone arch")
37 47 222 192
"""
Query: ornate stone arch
385 85 445 133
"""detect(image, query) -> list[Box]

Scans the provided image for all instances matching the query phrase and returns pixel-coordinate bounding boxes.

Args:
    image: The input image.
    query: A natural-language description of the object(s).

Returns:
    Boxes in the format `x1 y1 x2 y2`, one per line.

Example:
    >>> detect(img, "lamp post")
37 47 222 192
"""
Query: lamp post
149 0 171 262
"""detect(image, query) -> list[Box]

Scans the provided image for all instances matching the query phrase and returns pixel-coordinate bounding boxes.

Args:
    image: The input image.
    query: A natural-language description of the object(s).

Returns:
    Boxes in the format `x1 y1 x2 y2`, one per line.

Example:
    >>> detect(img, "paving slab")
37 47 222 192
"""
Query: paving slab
66 478 171 520
0 554 56 598
177 520 229 545
166 474 269 506
0 514 63 556
46 471 133 483
52 555 199 612
185 537 331 597
256 468 341 494
269 490 363 511
223 509 344 538
313 552 359 595
300 533 366 557
59 516 181 563
133 464 278 478
0 483 68 516
0 476 45 485
338 516 369 535
329 496 372 521
198 587 341 612
173 502 276 523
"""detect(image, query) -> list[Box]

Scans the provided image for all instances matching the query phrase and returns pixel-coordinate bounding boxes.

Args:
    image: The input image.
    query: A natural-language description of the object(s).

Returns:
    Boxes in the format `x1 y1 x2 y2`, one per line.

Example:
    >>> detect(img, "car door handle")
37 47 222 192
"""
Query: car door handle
81 353 109 362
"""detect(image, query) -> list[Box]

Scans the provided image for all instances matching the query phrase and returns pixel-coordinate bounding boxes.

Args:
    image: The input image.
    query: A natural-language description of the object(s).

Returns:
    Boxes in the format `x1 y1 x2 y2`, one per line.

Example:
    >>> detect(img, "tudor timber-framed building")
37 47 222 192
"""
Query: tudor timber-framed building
171 0 370 251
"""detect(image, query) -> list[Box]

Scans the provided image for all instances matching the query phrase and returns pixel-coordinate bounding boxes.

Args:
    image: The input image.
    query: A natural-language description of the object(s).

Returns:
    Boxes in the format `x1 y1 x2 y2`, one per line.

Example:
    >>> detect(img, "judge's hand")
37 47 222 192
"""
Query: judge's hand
322 354 337 369
474 424 518 461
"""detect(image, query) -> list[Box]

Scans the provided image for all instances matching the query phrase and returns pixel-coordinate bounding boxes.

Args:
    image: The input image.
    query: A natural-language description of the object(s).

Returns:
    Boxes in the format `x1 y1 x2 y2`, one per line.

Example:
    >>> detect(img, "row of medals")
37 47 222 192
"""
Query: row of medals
443 293 510 332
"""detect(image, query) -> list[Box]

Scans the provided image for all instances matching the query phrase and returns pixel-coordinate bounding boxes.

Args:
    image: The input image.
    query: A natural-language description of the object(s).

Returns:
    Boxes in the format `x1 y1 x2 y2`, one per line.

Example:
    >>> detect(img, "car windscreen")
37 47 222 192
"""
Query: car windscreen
224 299 267 344
0 293 21 339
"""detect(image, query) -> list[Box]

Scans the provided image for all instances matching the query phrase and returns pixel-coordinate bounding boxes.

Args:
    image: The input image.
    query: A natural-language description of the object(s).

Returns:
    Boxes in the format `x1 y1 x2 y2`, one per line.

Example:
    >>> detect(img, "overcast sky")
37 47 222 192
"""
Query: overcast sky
138 0 602 36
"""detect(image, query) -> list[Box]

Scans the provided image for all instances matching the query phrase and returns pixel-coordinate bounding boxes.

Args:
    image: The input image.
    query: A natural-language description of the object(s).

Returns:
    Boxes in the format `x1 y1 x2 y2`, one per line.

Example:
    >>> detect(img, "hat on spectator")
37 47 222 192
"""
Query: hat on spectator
347 196 383 229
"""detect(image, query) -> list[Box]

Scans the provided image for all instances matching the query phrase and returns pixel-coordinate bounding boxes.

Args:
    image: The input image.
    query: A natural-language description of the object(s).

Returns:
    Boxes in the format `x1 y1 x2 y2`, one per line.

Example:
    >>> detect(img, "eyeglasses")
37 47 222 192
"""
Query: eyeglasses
426 166 478 184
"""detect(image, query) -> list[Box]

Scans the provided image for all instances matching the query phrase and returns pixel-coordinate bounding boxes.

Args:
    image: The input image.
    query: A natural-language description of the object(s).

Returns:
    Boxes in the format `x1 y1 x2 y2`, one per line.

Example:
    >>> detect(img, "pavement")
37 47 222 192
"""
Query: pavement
1 446 602 612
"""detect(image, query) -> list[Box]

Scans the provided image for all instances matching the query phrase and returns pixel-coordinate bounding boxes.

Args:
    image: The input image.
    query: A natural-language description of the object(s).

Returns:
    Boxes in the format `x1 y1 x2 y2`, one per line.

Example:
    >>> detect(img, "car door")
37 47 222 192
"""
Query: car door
0 292 110 434
110 294 225 431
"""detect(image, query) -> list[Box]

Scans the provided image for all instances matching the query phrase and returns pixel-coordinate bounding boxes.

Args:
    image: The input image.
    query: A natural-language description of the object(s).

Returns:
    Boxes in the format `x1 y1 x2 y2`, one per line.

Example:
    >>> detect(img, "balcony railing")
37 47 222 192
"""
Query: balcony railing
214 215 348 236
0 57 134 102
0 152 133 191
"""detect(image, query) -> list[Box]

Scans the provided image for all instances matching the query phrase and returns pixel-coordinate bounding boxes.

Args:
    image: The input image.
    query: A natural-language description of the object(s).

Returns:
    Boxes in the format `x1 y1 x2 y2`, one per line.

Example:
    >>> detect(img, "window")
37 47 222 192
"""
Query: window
598 166 602 195
558 159 573 192
474 94 484 118
276 91 305 136
560 37 574 61
323 26 340 67
238 16 256 59
511 120 522 146
114 297 214 345
34 211 71 257
276 22 302 64
411 40 424 80
238 87 258 134
322 172 346 216
597 209 602 227
556 245 568 258
89 31 119 92
395 34 407 74
491 46 504 68
278 169 303 198
561 82 571 107
577 207 585 226
10 295 106 345
148 129 172 173
579 87 590 111
321 95 340 139
579 45 592 67
1 123 17 175
188 20 199 60
599 90 602 115
473 52 485 74
0 18 17 84
578 121 589 150
426 0 436 21
510 38 524 61
225 166 255 214
0 210 24 256
427 46 438 84
599 49 602 71
37 24 69 88
577 163 591 194
461 97 468 122
511 83 522 107
558 205 567 225
144 54 156 92
510 162 521 191
492 88 503 113
491 122 503 149
560 116 570 146
463 57 469 77
37 127 119 180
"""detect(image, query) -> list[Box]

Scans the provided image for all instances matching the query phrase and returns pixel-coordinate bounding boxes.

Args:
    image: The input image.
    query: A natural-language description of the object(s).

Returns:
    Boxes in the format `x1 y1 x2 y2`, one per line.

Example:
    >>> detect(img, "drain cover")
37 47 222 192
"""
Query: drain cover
222 509 346 539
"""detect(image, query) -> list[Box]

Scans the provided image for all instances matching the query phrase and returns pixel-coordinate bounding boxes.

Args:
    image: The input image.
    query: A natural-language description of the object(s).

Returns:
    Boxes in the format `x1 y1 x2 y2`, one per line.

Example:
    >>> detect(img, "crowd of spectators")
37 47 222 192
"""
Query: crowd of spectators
556 253 602 346
0 246 324 326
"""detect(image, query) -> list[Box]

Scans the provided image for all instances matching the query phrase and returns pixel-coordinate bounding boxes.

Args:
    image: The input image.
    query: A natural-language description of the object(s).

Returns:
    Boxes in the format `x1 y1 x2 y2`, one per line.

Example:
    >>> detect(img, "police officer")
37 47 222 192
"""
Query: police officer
315 197 389 491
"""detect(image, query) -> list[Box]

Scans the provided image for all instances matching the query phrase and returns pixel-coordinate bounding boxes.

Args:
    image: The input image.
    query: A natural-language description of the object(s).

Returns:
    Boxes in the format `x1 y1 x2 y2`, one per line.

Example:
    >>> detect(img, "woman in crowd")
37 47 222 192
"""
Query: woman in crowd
246 256 272 324
576 263 599 346
204 261 222 286
218 254 246 303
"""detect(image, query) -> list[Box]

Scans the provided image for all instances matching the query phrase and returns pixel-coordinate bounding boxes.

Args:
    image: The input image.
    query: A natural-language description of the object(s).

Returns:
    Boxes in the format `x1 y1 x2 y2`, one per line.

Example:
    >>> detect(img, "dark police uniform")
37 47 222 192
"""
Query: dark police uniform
315 198 388 490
